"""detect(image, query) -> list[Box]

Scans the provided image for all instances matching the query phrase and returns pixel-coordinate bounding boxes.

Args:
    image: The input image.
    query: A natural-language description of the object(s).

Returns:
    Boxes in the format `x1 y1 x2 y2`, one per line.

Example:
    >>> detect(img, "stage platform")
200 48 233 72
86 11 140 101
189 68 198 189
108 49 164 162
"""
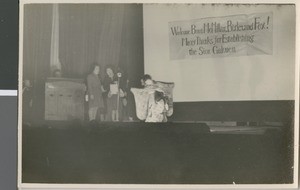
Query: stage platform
25 120 283 135
22 121 293 184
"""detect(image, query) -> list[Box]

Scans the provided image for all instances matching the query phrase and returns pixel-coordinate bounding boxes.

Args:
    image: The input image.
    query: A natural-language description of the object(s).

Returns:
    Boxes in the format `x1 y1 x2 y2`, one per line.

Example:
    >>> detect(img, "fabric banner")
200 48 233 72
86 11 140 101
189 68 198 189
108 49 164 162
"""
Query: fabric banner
169 12 273 60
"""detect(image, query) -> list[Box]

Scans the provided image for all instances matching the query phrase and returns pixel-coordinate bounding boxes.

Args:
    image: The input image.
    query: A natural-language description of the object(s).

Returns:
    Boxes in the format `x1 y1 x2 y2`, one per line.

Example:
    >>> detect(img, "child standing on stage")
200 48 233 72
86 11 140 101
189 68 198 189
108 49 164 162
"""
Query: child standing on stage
103 66 124 121
87 64 105 121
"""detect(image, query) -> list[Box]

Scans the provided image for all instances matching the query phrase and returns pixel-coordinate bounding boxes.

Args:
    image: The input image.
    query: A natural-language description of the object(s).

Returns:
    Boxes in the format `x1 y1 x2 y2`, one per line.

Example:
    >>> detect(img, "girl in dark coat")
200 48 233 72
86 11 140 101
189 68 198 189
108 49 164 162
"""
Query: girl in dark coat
87 64 105 121
103 66 125 121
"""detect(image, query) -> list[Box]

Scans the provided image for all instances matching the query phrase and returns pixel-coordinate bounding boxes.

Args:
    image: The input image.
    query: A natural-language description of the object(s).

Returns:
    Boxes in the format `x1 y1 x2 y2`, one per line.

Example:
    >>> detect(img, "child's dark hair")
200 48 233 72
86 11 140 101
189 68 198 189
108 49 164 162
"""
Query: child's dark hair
105 64 115 74
154 90 167 104
142 74 152 82
90 63 99 73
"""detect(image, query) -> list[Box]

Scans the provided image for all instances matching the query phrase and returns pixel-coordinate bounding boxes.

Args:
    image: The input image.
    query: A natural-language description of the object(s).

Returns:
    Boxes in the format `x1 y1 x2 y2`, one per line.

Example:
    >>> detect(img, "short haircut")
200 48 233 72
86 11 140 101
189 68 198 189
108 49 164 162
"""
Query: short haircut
105 64 115 73
90 63 100 73
142 74 152 82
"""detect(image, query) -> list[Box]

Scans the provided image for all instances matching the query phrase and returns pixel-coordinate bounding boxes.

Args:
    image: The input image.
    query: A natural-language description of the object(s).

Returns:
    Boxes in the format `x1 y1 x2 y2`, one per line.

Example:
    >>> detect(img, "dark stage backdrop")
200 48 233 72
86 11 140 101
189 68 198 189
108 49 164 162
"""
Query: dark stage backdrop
23 4 144 122
58 4 144 80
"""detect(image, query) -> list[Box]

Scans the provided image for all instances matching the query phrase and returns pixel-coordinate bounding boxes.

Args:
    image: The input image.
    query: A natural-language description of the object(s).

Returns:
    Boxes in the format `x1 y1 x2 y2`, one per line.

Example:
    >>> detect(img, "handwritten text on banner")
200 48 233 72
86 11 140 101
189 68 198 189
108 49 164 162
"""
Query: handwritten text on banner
169 12 273 60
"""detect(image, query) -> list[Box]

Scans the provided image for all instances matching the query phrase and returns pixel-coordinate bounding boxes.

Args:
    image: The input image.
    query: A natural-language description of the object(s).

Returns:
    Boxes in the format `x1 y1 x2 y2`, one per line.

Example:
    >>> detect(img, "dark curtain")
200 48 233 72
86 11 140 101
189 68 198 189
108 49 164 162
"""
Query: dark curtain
23 4 144 123
58 4 144 83
23 4 52 124
120 4 144 86
59 4 107 78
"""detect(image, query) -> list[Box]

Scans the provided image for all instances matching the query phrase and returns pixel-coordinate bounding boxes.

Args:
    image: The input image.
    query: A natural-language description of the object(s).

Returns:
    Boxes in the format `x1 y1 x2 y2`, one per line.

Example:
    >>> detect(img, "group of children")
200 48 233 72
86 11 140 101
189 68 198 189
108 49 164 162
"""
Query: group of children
22 64 170 124
87 65 170 123
87 64 133 122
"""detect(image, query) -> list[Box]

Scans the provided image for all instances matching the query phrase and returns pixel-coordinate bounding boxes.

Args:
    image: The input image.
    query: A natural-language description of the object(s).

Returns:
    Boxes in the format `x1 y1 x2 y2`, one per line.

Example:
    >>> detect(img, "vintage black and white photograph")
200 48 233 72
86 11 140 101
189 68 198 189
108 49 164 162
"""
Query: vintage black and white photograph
19 1 297 189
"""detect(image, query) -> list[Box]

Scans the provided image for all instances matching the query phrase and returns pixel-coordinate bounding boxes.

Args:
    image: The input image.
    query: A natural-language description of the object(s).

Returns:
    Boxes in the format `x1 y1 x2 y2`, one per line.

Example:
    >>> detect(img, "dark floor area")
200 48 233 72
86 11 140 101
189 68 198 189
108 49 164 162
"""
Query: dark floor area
22 122 293 184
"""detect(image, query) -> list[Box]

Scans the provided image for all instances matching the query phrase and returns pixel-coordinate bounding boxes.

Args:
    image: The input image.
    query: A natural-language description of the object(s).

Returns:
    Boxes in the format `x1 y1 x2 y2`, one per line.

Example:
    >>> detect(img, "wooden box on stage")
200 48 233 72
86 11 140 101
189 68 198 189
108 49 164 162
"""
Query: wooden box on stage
45 78 86 121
